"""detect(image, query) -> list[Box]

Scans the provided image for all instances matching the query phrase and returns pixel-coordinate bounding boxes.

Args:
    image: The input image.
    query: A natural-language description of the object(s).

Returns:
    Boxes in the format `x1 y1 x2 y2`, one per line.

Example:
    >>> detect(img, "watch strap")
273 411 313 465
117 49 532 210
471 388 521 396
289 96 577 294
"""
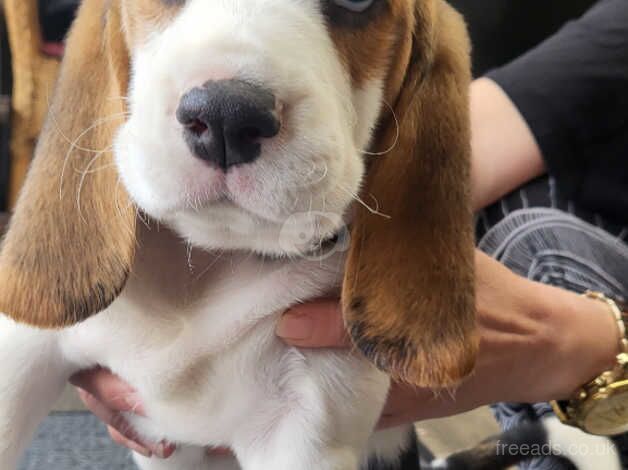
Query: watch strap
583 291 628 354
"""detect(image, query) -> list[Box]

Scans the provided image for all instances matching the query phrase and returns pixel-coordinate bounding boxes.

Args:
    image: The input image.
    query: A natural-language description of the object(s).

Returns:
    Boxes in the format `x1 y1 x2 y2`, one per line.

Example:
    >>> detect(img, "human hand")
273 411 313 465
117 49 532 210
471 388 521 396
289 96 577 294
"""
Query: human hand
70 368 176 459
277 250 620 428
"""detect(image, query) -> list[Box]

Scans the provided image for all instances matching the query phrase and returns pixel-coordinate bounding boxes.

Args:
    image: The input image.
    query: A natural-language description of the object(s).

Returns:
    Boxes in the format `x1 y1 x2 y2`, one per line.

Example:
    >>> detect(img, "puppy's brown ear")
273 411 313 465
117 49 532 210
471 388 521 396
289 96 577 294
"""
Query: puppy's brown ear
0 0 136 328
343 2 477 387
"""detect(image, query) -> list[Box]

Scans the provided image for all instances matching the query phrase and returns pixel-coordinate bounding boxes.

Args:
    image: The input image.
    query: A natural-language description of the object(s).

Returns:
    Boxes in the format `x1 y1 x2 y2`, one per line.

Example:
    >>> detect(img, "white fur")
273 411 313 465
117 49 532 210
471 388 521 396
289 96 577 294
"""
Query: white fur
543 416 621 470
115 0 380 256
0 1 412 469
0 225 411 469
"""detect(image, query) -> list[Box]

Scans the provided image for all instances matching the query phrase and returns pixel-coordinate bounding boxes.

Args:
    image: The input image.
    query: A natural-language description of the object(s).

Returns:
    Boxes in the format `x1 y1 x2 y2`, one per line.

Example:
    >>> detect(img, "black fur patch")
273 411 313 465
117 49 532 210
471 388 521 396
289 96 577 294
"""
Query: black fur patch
364 427 420 470
63 273 129 325
350 297 366 314
438 421 555 470
349 320 417 373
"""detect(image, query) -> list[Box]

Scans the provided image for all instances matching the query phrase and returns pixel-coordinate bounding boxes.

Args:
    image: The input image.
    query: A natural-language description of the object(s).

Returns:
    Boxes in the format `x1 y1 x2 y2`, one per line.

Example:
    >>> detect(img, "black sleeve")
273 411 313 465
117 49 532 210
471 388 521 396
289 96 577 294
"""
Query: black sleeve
487 0 628 222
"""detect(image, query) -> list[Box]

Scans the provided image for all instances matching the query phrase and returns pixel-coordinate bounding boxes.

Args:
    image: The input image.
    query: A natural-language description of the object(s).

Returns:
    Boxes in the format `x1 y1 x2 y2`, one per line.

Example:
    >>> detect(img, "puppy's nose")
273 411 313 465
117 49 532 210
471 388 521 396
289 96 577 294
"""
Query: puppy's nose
176 79 280 170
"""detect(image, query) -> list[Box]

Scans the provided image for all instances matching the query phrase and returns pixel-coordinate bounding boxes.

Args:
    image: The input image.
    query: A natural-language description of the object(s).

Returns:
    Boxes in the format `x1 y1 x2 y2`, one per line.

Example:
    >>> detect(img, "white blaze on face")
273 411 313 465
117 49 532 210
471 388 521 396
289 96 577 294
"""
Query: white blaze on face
115 0 386 255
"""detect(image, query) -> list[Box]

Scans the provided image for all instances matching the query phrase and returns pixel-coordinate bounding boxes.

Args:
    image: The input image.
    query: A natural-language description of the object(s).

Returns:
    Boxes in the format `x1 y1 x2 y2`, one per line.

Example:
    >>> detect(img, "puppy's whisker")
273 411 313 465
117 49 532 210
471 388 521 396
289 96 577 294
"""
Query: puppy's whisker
339 185 391 219
72 162 116 175
137 208 151 230
57 112 128 200
311 162 329 186
186 242 194 273
105 95 130 103
75 149 110 224
195 249 225 281
113 176 126 224
55 111 129 153
361 100 400 156
113 176 137 239
298 160 328 189
291 193 300 212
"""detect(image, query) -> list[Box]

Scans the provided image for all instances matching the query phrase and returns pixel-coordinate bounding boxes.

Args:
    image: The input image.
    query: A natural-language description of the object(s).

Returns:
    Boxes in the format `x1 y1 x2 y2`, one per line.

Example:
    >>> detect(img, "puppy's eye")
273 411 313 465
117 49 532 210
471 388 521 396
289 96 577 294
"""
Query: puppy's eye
332 0 374 12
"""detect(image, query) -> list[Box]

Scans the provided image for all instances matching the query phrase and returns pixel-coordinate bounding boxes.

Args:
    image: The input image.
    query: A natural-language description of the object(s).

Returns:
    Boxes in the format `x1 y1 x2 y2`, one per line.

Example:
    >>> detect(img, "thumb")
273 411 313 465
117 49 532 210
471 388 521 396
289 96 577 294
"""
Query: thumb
276 300 351 348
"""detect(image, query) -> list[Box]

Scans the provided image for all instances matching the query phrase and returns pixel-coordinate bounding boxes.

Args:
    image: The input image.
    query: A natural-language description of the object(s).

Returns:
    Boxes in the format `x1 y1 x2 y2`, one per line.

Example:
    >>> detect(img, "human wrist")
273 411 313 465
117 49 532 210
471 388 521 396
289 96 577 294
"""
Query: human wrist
543 286 620 399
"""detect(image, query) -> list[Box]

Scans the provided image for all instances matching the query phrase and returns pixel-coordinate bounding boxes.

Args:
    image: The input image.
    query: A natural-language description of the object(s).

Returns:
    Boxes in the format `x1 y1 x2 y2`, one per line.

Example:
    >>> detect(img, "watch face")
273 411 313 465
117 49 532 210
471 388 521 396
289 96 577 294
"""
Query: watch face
584 386 628 436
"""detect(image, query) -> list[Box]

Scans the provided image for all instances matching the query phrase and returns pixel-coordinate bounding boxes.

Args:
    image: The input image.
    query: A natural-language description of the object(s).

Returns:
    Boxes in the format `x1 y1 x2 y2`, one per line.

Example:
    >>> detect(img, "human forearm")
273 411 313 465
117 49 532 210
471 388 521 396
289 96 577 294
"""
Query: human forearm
469 258 618 406
470 78 546 211
280 251 621 427
383 257 619 425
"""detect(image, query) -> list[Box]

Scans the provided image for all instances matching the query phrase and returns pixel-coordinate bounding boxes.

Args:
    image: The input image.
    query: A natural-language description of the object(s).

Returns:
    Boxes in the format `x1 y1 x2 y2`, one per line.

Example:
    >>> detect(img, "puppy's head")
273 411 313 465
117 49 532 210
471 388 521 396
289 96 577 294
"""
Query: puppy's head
0 0 476 387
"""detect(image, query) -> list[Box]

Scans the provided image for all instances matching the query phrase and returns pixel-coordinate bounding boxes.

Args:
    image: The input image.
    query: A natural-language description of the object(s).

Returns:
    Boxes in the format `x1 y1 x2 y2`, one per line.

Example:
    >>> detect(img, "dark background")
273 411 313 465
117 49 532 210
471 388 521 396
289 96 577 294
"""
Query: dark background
34 0 599 70
38 0 81 42
448 0 597 75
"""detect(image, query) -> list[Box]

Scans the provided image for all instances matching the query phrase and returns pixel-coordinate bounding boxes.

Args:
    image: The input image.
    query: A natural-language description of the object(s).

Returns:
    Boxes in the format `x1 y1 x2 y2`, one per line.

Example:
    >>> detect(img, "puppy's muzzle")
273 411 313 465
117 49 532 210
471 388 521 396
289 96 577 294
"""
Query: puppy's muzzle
176 79 281 170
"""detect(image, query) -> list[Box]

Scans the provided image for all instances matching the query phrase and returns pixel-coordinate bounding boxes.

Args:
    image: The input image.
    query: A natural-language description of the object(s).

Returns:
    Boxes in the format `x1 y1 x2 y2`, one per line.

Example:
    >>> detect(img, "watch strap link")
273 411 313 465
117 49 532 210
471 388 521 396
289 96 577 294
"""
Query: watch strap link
583 290 628 355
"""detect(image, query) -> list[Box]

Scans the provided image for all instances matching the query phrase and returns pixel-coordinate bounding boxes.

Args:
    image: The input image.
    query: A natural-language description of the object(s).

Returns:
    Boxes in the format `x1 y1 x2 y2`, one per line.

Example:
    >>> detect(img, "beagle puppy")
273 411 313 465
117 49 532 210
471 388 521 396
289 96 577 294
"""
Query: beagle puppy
0 0 476 469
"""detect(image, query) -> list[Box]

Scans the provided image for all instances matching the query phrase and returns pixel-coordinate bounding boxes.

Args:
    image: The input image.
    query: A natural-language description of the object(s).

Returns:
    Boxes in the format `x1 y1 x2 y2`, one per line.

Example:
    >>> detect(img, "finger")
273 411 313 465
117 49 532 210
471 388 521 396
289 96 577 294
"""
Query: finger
377 383 431 430
377 380 485 430
78 388 175 458
109 426 177 460
70 367 146 416
108 426 152 458
276 300 351 348
206 447 233 456
77 388 144 445
76 388 141 443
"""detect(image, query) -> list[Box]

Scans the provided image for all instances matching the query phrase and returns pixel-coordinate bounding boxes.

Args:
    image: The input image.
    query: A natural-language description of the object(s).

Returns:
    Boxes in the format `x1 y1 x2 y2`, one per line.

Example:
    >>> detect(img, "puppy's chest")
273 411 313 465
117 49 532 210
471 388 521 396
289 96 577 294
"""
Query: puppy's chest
61 250 345 437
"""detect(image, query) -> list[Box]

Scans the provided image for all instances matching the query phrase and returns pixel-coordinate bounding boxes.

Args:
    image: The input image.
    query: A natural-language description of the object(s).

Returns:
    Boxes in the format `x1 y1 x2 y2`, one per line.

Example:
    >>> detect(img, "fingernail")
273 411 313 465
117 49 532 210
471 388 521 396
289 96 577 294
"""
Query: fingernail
155 441 176 459
277 312 313 341
75 388 90 401
123 393 146 416
129 442 152 458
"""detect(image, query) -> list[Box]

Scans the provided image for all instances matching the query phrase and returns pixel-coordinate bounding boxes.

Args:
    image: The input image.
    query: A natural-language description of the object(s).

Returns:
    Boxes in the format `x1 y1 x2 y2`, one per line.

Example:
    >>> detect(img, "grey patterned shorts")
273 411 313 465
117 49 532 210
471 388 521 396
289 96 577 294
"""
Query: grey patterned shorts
477 183 628 470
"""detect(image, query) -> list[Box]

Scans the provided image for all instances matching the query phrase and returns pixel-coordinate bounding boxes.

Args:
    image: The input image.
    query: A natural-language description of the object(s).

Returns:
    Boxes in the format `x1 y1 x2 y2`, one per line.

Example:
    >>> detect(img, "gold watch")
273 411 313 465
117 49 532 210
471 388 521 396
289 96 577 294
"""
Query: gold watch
551 291 628 436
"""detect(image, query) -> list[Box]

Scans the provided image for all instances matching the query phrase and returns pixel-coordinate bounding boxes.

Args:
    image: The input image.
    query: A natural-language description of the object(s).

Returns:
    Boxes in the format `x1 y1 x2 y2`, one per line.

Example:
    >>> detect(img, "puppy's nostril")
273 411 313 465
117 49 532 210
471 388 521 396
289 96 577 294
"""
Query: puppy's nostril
187 119 208 136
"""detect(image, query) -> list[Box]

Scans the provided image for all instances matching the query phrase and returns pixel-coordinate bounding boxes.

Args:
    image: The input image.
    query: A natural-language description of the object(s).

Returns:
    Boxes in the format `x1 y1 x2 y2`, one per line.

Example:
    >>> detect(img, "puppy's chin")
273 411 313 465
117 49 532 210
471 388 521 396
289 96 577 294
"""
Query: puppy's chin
165 203 349 259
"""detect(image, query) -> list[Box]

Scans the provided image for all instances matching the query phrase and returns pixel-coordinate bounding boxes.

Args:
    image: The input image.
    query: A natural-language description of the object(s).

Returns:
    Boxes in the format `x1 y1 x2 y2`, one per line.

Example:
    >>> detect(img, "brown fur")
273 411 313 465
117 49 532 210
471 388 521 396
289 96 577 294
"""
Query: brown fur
121 0 184 47
0 0 476 387
340 1 477 387
330 1 412 89
0 0 136 327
